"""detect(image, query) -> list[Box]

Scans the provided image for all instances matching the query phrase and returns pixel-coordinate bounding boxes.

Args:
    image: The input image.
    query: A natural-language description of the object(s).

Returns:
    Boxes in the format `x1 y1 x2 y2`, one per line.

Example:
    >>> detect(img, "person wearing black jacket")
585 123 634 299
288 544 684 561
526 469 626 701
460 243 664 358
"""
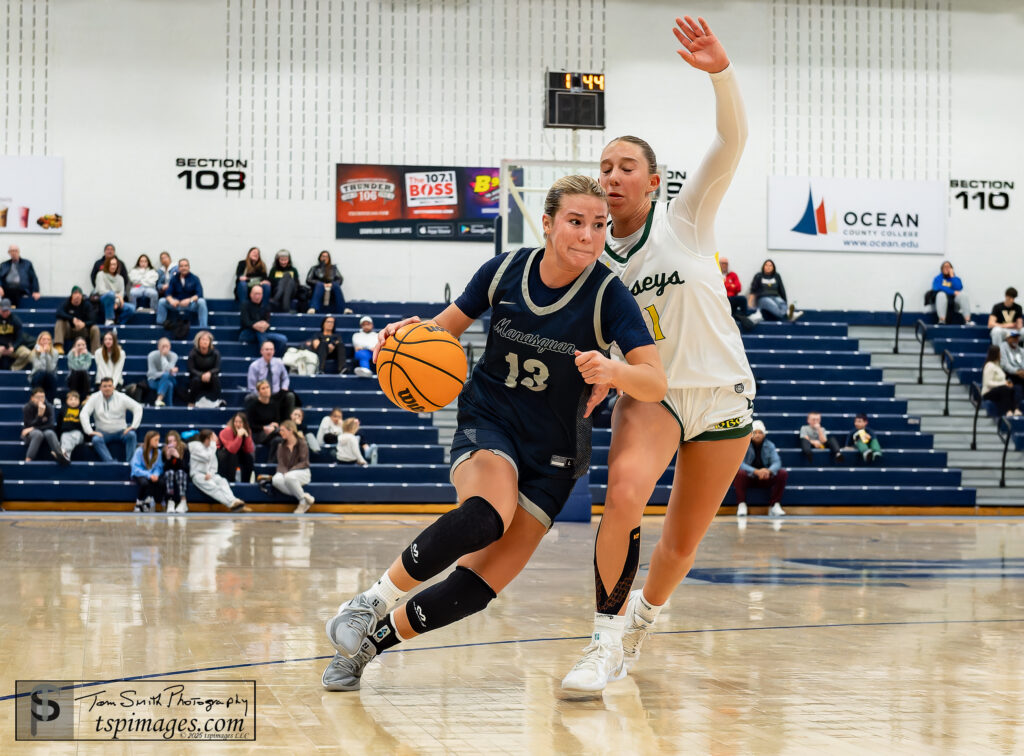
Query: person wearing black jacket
89 243 130 290
187 330 223 404
22 386 68 463
239 285 287 355
748 258 802 322
306 315 346 373
0 244 41 306
268 249 308 313
54 286 101 352
305 250 347 314
245 380 288 456
0 299 30 370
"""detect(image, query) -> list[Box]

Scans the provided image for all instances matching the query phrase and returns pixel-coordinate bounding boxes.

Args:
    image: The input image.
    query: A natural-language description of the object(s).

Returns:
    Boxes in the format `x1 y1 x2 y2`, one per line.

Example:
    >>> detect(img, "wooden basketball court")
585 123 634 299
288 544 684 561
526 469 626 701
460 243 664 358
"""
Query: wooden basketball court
2 512 1022 753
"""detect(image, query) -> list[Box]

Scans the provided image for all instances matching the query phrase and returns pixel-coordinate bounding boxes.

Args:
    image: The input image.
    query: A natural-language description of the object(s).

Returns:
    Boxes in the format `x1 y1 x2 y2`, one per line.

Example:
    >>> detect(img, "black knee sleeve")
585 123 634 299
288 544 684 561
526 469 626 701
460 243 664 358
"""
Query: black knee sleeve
406 566 497 635
401 496 505 582
595 525 641 615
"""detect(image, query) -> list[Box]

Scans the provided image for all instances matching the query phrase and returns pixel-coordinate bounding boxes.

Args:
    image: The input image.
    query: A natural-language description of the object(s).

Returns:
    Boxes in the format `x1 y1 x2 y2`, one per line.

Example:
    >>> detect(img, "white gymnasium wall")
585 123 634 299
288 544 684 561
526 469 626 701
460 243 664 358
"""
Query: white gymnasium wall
1 0 1022 311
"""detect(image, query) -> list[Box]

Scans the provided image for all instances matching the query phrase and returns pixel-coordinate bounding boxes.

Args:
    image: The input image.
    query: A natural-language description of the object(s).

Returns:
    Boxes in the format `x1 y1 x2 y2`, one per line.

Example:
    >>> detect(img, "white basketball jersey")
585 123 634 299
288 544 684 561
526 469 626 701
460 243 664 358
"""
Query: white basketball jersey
602 200 754 391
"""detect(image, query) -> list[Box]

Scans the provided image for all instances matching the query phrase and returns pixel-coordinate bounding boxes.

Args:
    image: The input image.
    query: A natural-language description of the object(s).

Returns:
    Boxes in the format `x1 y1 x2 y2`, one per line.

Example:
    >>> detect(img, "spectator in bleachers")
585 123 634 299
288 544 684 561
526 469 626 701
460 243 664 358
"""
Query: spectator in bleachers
81 376 143 462
988 287 1023 346
847 413 883 463
273 419 314 513
234 246 271 303
247 341 297 416
162 430 189 513
748 259 802 322
307 315 346 374
930 260 970 325
130 430 164 513
147 337 179 407
0 244 41 307
21 386 68 464
316 407 345 448
999 331 1024 397
246 379 286 455
218 413 255 483
239 285 288 355
94 330 126 388
187 331 222 406
28 331 60 404
156 251 174 297
55 286 100 353
983 345 1021 417
66 337 93 399
95 257 137 326
0 298 32 370
268 249 308 313
128 254 160 312
336 417 372 467
189 429 247 511
89 243 130 291
351 316 378 377
157 258 209 329
57 390 85 460
290 407 320 454
733 420 788 518
719 256 761 329
799 411 844 463
305 250 347 315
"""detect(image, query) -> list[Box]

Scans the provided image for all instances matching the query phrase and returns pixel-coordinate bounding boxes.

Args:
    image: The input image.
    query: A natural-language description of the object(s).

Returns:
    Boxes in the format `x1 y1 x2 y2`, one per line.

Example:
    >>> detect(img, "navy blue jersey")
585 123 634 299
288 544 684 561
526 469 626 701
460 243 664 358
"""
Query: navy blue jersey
454 247 652 479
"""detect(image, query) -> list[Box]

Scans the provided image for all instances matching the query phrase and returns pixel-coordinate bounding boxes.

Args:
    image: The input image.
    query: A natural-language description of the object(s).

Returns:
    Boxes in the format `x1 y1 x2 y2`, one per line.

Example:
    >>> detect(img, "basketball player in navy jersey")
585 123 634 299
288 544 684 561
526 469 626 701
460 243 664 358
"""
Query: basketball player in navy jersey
321 175 666 690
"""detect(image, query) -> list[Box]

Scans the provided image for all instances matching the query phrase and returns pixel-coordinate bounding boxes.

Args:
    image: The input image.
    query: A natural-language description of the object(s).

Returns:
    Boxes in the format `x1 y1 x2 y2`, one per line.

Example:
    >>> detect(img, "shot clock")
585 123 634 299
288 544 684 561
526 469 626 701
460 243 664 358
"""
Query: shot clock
545 71 606 130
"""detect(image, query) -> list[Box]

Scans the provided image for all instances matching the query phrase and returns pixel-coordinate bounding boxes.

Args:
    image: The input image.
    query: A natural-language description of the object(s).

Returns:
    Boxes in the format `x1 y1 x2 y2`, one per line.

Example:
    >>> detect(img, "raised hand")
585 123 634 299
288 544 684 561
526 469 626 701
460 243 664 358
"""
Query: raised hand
673 15 730 74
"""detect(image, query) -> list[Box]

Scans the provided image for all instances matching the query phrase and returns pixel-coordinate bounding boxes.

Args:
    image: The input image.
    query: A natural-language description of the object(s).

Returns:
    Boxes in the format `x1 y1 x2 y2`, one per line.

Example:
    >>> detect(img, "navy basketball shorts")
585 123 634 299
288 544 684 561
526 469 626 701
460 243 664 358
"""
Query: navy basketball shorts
449 421 577 531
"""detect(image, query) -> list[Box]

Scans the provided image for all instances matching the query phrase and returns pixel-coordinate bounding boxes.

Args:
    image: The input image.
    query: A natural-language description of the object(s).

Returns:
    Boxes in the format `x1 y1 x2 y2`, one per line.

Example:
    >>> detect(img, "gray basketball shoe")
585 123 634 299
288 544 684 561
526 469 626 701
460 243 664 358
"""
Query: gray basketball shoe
325 593 385 657
322 639 377 691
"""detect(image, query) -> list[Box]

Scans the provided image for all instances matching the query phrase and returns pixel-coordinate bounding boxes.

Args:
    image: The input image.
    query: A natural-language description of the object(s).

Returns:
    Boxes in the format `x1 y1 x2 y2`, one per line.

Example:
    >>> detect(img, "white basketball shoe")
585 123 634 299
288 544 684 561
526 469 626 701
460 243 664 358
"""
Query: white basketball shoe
561 631 626 693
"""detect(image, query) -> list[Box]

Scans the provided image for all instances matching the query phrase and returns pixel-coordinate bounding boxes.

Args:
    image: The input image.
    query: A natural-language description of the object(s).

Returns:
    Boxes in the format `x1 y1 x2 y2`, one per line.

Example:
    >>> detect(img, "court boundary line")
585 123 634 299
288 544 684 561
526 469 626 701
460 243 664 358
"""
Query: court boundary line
3 616 1023 702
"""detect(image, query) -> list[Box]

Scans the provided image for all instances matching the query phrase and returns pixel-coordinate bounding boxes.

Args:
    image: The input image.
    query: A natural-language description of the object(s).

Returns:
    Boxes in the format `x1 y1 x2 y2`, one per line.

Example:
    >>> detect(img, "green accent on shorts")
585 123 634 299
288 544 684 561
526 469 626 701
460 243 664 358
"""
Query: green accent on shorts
690 423 753 443
659 398 685 445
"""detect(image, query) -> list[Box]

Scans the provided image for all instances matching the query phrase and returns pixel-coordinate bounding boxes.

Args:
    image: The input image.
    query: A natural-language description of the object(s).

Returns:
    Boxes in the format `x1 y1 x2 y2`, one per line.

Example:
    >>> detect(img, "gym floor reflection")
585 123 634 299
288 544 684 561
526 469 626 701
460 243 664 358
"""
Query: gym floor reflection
2 513 1023 754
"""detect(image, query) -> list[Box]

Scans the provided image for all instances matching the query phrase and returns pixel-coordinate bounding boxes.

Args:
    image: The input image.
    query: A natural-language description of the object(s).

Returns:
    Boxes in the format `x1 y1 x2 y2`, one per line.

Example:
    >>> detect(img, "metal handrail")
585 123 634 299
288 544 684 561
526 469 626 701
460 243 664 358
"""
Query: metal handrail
892 292 904 354
914 319 929 384
968 382 983 451
940 350 955 417
997 416 1014 488
444 283 452 305
465 342 475 366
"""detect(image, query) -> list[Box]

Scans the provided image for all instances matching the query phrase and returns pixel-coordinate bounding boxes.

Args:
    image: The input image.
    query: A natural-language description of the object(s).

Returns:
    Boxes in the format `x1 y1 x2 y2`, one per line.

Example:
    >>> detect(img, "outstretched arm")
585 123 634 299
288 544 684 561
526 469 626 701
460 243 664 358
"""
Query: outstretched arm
668 16 748 256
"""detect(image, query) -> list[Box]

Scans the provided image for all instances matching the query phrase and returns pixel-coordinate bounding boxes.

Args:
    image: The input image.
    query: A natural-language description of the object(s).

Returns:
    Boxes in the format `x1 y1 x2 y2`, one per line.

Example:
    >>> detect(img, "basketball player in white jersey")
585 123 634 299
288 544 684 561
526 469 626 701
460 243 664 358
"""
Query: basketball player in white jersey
561 15 755 692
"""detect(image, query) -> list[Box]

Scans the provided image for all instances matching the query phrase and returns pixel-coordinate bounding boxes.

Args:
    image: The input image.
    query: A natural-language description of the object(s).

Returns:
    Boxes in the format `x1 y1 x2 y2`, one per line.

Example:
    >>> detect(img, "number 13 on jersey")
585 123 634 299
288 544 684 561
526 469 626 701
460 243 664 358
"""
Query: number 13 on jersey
644 305 666 341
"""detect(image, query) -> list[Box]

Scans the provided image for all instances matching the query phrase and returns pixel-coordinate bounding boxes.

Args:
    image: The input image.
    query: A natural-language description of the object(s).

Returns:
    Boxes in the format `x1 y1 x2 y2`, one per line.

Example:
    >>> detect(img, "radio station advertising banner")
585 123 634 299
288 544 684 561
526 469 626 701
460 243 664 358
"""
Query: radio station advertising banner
0 156 64 234
336 164 504 242
768 176 945 254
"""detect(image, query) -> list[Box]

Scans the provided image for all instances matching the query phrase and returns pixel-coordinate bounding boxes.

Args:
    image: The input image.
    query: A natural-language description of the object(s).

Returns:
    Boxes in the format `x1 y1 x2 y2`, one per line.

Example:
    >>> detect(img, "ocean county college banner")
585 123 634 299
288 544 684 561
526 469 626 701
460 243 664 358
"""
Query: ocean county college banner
768 176 945 254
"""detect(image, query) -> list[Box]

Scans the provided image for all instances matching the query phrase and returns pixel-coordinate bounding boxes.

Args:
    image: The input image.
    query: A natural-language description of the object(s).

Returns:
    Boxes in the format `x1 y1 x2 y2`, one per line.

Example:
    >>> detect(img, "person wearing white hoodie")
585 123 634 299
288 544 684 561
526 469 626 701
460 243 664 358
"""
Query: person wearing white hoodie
80 377 143 461
188 429 247 511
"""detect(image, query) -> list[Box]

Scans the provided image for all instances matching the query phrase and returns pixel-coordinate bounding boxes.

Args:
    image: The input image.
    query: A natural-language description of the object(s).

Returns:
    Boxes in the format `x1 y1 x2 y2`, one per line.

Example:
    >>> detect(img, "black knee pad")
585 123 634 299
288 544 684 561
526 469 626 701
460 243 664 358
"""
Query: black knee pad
406 566 497 635
595 525 641 615
401 496 505 582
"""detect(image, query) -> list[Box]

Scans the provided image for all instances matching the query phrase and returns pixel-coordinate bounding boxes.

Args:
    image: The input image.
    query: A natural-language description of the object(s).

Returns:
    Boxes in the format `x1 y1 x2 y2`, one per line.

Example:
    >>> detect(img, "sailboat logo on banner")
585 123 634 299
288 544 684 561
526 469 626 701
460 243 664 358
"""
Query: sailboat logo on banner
791 187 838 236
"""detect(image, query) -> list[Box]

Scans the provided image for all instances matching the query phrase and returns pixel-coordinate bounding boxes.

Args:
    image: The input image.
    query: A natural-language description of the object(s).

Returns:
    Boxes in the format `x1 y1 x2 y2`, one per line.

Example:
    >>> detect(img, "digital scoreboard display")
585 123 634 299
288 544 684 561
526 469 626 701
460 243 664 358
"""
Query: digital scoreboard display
545 71 606 130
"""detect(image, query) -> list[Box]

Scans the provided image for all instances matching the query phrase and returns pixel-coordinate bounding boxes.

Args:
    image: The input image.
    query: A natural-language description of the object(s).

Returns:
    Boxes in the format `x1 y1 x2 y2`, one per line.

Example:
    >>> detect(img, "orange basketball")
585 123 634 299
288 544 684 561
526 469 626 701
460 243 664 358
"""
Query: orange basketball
377 322 468 412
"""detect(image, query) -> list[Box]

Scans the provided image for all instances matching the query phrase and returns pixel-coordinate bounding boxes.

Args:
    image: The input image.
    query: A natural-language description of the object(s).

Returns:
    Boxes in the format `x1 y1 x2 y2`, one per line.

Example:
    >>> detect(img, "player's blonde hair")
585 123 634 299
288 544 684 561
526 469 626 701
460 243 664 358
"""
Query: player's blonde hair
543 175 607 219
